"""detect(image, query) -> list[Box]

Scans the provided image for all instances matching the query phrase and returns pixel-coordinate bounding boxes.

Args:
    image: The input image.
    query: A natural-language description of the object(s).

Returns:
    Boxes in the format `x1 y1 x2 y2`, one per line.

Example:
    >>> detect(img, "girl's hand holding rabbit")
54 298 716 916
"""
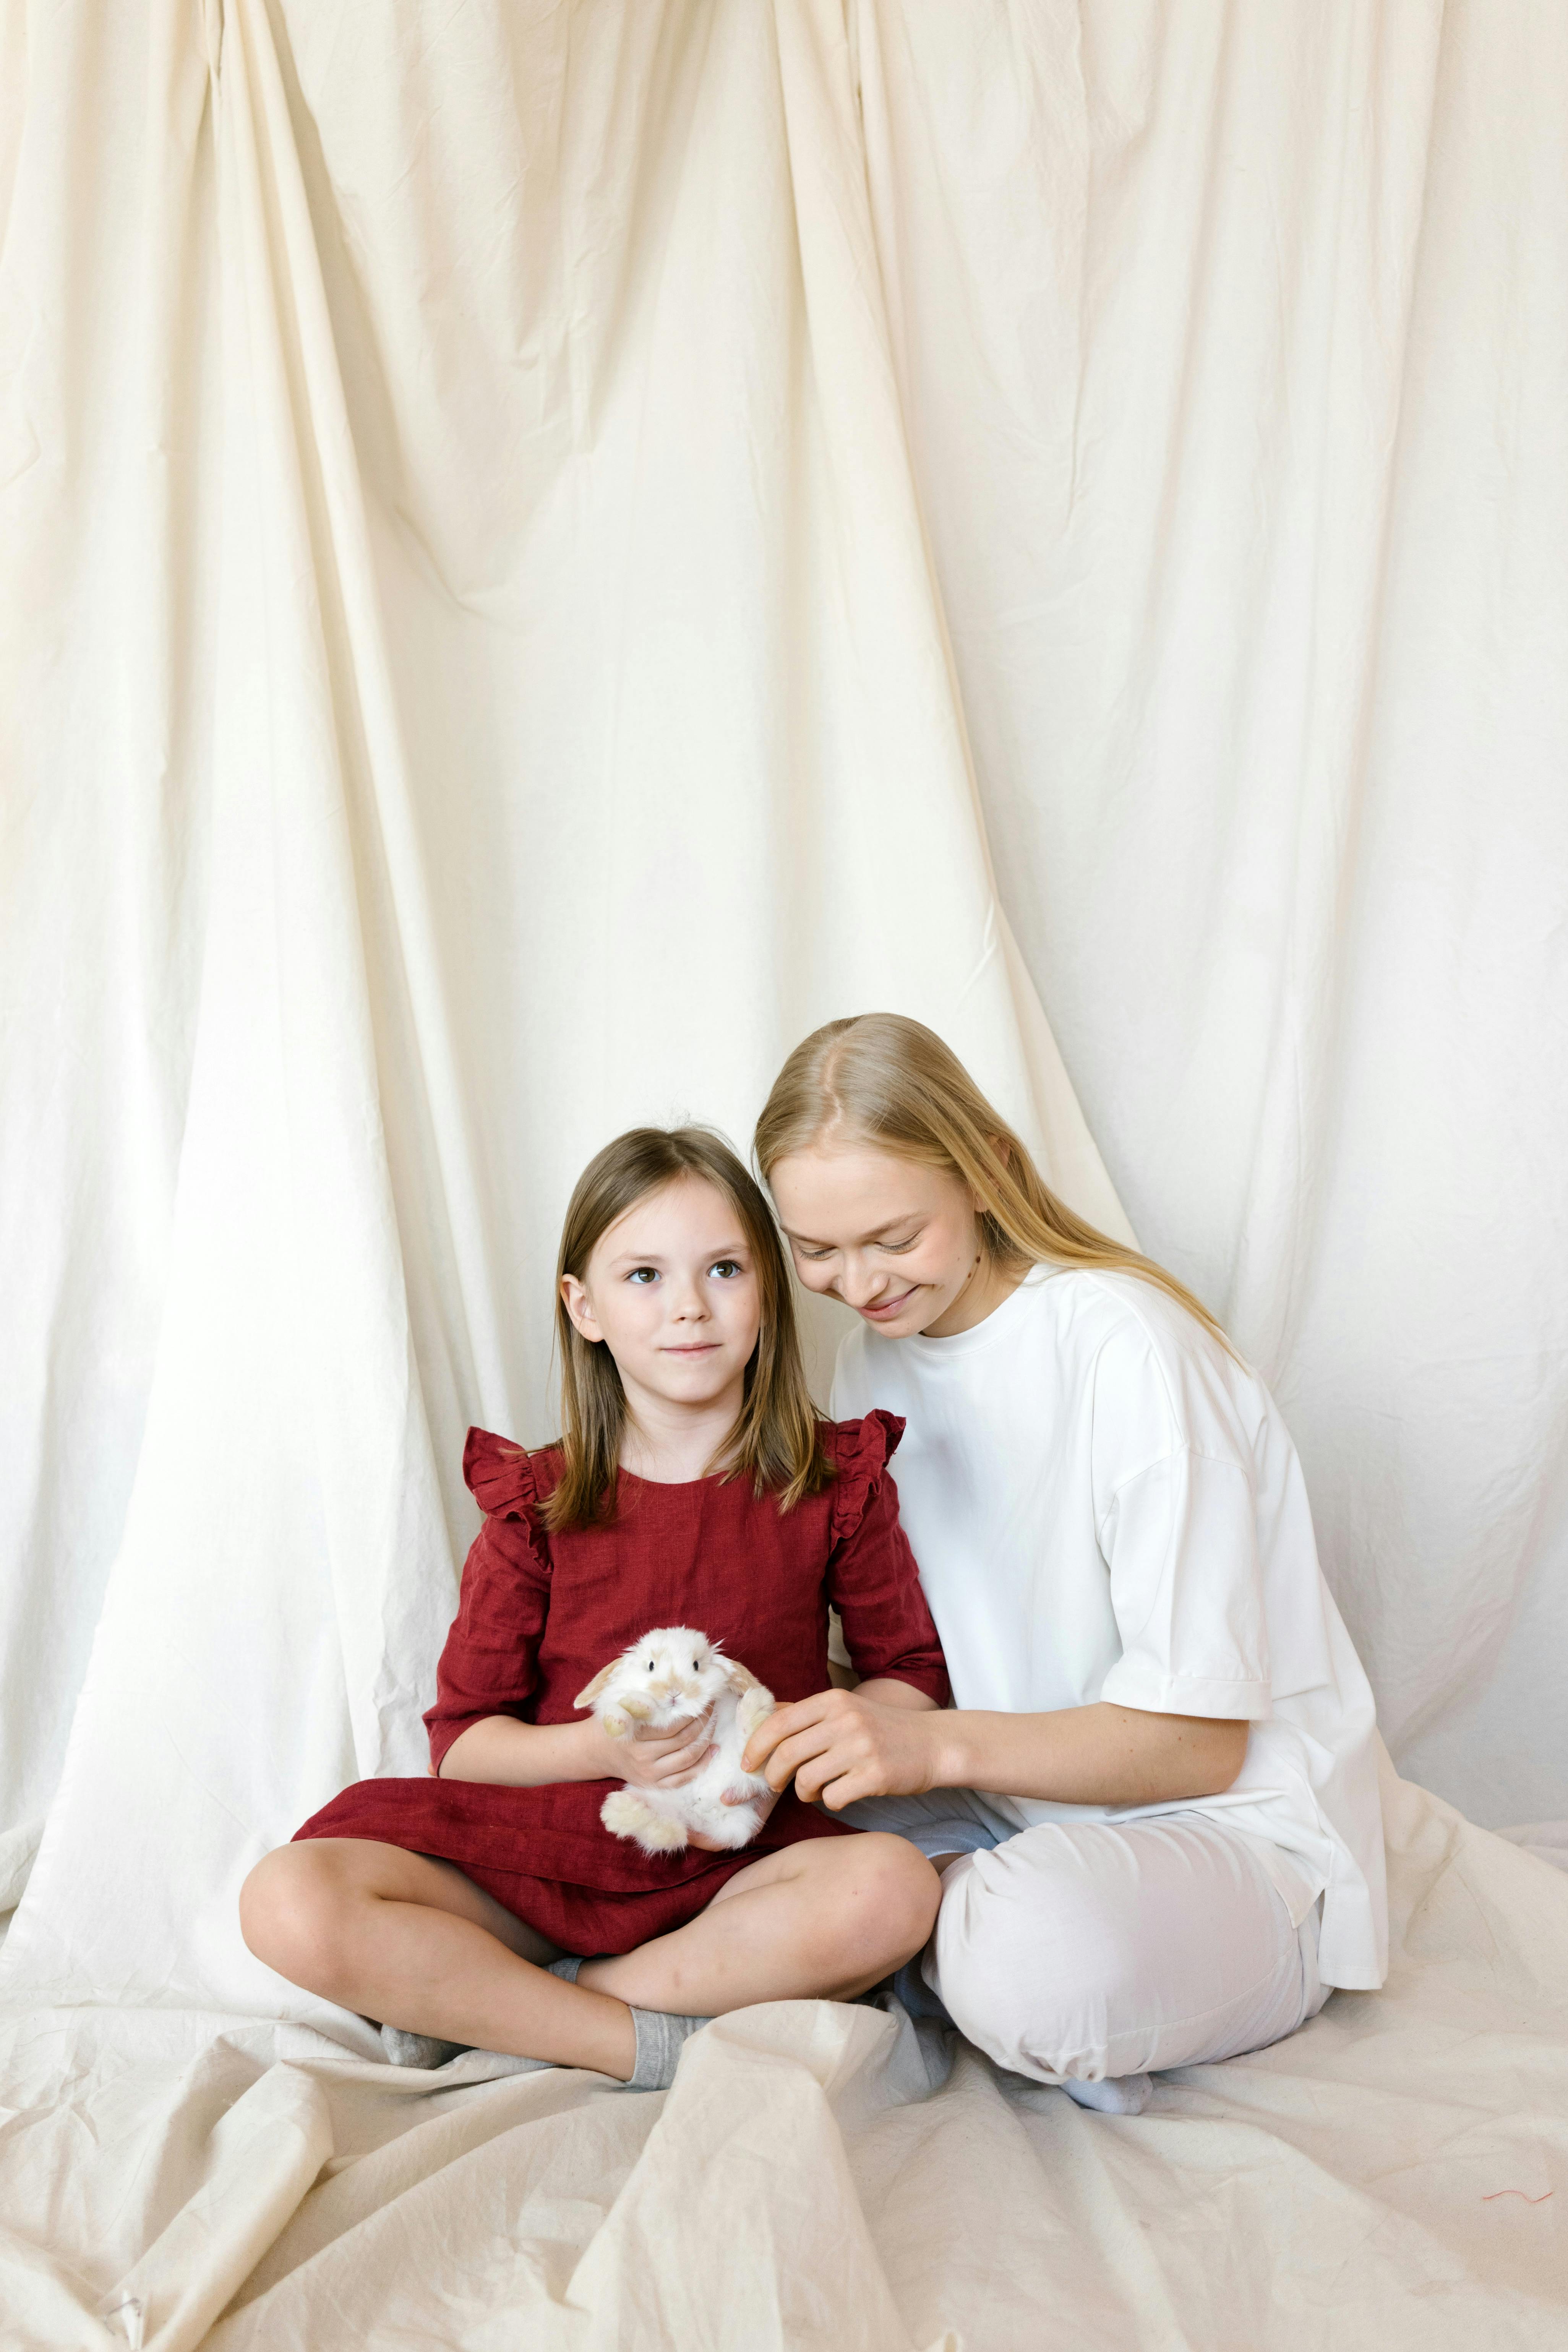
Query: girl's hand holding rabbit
577 1628 782 1854
592 1703 784 1850
600 1709 717 1791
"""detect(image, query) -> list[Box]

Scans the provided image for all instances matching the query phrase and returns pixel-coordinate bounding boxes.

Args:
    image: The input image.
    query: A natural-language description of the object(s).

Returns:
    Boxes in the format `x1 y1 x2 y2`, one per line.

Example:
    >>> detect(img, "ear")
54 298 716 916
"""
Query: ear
560 1272 603 1345
574 1661 618 1710
719 1654 764 1697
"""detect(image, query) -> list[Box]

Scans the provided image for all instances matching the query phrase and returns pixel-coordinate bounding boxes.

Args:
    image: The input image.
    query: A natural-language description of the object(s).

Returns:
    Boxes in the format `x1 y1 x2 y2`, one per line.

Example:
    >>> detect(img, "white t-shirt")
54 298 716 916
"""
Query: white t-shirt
832 1267 1388 1990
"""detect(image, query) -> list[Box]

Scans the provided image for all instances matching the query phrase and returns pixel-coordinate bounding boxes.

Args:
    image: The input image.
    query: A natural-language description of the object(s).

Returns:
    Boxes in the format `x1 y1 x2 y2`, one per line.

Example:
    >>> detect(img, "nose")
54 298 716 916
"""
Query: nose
667 1273 710 1322
838 1258 887 1309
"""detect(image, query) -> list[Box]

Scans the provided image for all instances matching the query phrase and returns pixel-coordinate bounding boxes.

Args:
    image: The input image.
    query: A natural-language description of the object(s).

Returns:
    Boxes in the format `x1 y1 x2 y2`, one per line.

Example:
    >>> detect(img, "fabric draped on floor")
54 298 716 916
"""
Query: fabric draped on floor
2 1759 1565 2350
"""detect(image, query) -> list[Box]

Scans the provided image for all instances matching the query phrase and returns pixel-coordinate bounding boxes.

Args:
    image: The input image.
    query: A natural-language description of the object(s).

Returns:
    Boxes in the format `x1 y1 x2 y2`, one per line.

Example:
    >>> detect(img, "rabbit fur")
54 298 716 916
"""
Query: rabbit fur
574 1626 776 1855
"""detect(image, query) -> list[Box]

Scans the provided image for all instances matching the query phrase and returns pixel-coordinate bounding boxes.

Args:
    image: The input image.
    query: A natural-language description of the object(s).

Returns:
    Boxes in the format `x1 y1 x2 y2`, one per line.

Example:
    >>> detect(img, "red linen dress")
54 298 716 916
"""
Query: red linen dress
294 1411 947 1953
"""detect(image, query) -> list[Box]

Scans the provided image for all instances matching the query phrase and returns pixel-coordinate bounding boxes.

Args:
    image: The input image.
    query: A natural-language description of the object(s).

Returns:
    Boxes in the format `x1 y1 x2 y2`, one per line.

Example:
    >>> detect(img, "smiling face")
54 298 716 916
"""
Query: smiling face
559 1174 763 1423
769 1143 1000 1340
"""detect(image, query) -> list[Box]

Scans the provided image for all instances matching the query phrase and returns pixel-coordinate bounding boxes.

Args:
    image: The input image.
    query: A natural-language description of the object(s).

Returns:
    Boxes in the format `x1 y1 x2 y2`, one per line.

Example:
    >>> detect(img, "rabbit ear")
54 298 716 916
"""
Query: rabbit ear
574 1660 619 1711
718 1654 764 1697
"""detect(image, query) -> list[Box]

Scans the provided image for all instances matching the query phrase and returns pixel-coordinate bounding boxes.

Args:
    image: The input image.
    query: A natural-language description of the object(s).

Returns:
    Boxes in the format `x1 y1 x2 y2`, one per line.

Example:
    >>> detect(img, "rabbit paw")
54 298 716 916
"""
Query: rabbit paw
736 1684 775 1739
601 1788 689 1854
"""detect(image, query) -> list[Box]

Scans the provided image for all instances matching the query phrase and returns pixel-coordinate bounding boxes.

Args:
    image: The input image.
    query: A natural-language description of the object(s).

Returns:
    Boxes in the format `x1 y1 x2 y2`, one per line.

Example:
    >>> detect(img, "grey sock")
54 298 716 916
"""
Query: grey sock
550 1956 709 2089
626 2004 712 2090
379 2024 470 2069
1059 2070 1153 2115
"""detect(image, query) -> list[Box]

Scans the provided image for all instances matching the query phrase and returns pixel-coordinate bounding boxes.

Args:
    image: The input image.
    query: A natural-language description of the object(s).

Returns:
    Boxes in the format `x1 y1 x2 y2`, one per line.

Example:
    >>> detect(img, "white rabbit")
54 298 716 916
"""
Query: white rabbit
574 1627 777 1856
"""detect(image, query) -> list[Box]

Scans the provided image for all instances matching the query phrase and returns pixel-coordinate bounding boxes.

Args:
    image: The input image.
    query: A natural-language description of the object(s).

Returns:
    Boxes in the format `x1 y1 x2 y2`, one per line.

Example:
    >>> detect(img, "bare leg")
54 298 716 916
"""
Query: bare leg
241 1831 939 2076
579 1833 941 2015
240 1840 638 2078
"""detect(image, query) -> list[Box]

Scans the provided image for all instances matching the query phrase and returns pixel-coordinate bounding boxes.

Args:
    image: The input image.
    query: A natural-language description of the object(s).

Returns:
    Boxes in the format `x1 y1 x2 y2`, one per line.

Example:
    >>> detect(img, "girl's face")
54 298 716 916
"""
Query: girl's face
561 1175 763 1416
769 1144 991 1340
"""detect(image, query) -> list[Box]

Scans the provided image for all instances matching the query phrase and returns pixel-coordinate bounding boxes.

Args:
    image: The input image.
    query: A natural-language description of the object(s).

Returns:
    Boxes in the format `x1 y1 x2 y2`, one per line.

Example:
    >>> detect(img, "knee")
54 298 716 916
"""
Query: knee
932 1859 1133 2075
932 1897 1033 2063
840 1833 941 1968
239 1843 355 1990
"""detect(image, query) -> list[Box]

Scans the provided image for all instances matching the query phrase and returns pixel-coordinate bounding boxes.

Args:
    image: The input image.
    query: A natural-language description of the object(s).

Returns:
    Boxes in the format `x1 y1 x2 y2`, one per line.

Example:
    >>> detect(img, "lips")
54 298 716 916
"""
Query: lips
859 1288 918 1322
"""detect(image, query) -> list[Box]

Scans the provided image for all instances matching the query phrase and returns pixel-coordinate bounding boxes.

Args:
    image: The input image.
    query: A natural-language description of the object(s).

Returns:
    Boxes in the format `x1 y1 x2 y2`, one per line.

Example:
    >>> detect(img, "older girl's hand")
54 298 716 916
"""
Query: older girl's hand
742 1688 939 1810
600 1710 715 1791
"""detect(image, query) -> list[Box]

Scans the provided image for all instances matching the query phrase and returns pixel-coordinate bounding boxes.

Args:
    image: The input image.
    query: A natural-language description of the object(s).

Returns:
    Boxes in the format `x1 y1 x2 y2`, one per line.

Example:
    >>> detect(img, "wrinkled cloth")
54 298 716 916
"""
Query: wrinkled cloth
1 1760 1564 2351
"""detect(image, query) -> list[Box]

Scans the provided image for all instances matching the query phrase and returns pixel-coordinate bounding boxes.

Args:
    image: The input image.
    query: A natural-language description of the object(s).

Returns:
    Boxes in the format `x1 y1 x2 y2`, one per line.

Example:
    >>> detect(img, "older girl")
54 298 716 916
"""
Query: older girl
242 1126 946 2090
748 1015 1385 2112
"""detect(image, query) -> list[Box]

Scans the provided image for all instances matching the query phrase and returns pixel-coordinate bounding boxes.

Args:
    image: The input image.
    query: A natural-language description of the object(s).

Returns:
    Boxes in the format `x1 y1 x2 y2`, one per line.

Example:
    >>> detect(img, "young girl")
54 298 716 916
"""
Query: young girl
241 1127 948 2090
746 1014 1386 2113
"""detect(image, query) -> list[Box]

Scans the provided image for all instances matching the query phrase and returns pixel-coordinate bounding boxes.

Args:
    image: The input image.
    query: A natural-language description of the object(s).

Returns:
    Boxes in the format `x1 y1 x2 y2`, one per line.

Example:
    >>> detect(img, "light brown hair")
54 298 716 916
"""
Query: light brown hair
754 1013 1234 1354
545 1126 833 1532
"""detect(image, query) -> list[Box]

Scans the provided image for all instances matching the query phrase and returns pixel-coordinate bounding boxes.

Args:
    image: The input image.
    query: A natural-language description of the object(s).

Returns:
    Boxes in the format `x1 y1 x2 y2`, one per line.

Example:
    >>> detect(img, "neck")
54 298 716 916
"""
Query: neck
616 1372 748 1484
919 1249 1026 1338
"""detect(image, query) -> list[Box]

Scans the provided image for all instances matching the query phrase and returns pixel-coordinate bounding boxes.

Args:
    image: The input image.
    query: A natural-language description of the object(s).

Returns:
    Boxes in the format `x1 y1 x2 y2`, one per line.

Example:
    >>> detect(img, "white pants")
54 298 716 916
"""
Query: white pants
842 1790 1328 2089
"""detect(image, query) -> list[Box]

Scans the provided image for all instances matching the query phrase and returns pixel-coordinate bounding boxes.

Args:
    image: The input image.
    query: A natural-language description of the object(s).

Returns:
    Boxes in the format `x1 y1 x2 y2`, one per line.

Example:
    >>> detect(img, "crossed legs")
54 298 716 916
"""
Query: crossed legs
240 1831 939 2082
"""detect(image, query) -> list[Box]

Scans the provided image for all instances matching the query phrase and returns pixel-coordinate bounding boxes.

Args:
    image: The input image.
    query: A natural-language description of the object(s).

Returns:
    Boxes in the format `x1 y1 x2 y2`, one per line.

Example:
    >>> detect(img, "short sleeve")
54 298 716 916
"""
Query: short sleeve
423 1429 554 1771
1094 1354 1273 1722
824 1414 949 1705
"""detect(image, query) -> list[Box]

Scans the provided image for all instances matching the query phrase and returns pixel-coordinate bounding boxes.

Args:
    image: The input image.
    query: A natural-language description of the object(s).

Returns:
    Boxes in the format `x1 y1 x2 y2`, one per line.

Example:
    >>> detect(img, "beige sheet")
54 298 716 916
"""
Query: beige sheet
3 1757 1563 2350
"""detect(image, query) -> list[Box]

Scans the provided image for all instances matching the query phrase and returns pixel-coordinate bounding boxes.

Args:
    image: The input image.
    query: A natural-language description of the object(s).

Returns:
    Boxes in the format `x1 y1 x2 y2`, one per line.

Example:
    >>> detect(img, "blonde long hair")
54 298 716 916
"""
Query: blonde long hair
754 1014 1232 1353
545 1126 833 1532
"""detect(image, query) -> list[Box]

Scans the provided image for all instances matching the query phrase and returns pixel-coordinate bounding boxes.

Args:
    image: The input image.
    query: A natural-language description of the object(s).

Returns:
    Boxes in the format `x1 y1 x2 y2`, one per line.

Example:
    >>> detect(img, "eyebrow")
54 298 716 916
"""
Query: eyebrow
605 1239 751 1267
782 1217 920 1248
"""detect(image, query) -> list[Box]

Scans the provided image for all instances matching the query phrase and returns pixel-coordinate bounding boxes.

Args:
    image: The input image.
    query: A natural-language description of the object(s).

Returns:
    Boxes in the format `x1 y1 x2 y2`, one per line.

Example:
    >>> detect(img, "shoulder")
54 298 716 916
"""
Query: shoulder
821 1406 905 1468
1060 1272 1268 1476
462 1427 563 1520
1020 1265 1227 1374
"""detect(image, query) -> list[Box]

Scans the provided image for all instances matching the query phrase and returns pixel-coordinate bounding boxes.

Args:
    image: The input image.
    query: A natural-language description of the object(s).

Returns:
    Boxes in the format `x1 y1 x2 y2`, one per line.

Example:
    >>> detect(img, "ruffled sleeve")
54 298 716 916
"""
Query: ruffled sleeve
424 1429 554 1772
824 1413 948 1705
462 1425 548 1530
826 1407 905 1544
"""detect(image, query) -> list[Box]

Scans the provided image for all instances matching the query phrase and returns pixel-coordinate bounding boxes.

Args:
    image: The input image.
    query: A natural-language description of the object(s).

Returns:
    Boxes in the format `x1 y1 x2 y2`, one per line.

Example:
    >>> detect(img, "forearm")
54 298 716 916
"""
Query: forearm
932 1701 1248 1808
437 1713 610 1786
854 1677 939 1713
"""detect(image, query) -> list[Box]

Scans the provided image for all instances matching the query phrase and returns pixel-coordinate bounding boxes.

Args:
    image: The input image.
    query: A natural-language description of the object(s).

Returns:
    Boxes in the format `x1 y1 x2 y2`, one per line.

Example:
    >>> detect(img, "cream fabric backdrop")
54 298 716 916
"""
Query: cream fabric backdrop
847 0 1568 1826
0 0 1130 1984
2 2 1567 2344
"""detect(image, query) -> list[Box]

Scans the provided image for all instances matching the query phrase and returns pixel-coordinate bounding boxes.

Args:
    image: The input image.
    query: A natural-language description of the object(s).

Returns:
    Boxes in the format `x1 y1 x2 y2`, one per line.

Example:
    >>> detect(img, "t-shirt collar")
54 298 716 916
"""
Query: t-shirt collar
896 1264 1054 1360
